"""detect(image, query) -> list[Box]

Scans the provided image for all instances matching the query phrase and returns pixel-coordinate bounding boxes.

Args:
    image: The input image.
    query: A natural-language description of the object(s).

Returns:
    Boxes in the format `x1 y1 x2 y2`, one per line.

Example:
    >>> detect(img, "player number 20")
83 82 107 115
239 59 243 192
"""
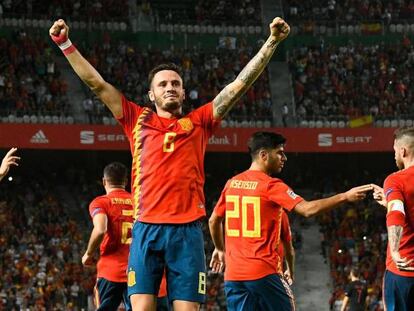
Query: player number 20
225 195 261 238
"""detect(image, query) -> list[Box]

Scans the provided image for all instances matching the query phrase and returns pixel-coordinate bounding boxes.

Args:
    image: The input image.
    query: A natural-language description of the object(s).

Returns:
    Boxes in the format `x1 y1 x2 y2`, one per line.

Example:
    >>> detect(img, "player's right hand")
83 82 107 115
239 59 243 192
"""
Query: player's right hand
49 19 70 45
82 252 95 267
269 17 290 42
371 184 387 207
344 184 373 202
209 248 225 273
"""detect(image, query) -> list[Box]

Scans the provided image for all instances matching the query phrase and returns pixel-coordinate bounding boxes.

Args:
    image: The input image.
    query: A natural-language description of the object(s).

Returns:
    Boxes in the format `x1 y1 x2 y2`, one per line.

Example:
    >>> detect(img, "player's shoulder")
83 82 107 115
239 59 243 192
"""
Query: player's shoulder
90 194 111 207
384 169 407 185
185 101 213 118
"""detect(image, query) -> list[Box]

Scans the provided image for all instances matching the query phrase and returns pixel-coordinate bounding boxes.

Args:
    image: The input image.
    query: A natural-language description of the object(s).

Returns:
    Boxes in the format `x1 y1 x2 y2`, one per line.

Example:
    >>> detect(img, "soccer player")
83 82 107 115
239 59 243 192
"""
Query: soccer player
209 131 373 311
50 16 290 310
372 127 414 311
0 148 20 182
340 267 367 311
82 162 167 310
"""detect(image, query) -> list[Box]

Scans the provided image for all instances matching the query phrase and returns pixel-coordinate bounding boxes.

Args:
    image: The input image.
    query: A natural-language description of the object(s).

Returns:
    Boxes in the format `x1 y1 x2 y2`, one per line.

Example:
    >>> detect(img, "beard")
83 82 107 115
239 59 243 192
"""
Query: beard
396 159 404 170
154 96 182 113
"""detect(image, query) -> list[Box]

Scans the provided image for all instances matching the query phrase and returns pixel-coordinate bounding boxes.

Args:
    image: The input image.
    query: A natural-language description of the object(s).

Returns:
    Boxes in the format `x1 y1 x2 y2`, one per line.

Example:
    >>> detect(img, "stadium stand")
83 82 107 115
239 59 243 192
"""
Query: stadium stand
289 40 414 126
0 32 72 123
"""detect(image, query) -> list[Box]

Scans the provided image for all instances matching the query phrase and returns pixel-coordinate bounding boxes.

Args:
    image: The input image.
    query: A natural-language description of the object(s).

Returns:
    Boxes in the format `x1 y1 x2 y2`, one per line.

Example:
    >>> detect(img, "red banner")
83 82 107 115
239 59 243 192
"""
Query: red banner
0 124 395 153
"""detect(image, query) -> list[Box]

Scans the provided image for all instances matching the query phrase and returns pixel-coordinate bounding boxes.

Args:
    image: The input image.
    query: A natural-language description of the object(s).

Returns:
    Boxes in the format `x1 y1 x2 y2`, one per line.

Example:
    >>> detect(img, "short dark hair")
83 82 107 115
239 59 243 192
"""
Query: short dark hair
350 266 360 278
247 131 286 158
103 162 128 186
394 127 414 141
148 63 182 87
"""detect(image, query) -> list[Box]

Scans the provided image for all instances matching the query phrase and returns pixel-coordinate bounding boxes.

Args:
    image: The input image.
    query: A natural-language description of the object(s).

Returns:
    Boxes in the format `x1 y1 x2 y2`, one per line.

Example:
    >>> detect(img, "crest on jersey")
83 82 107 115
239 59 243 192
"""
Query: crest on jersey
178 118 194 132
128 270 136 287
286 189 298 199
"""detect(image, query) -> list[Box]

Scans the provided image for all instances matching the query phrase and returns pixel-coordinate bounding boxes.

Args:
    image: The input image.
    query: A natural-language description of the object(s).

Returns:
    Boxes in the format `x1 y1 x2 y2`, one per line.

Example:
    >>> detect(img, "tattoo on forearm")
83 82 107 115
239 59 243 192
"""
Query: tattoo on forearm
267 39 278 49
238 52 266 84
213 36 278 118
388 225 403 252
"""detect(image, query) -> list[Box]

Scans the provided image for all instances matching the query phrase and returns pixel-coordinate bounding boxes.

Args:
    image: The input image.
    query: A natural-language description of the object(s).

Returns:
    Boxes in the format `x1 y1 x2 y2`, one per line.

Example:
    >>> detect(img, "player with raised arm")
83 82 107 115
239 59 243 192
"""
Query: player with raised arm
372 127 414 311
209 132 373 311
82 162 167 310
50 17 289 310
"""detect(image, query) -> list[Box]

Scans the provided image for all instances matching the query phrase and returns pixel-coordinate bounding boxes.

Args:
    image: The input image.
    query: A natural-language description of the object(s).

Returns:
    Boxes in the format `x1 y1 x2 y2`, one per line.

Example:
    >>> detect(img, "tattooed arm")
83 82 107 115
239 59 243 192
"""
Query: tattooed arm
212 17 290 119
388 225 414 271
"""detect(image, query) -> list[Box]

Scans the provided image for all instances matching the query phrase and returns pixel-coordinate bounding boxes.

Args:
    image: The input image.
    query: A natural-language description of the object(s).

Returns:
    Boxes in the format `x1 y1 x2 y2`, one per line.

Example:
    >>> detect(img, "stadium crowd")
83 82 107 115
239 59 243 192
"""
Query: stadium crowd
289 39 414 122
283 0 414 22
0 32 70 119
0 174 95 310
0 0 128 21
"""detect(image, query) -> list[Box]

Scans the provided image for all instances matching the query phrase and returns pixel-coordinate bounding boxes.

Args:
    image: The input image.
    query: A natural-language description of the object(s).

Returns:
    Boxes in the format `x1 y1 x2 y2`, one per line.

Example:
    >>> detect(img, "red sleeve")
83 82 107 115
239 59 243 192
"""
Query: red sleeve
190 102 221 136
280 212 292 242
89 196 109 218
213 182 229 217
116 95 144 135
384 173 404 203
384 174 406 227
267 179 303 212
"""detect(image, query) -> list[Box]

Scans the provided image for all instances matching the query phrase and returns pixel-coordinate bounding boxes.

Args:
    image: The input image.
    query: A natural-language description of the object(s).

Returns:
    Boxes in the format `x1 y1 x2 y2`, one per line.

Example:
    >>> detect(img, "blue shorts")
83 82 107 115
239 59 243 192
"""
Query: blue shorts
94 278 131 311
127 221 206 303
383 270 414 311
224 274 295 311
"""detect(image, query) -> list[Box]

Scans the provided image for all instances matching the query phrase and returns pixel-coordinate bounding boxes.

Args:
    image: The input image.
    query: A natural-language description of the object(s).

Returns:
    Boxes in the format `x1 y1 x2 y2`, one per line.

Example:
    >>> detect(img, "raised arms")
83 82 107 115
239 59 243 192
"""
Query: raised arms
49 19 123 118
212 17 290 119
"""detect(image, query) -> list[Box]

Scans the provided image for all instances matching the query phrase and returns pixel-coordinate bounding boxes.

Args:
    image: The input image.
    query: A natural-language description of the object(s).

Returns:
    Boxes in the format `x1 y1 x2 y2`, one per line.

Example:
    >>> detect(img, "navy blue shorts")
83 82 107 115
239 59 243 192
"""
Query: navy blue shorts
383 270 414 311
127 221 206 303
224 274 295 311
94 277 131 311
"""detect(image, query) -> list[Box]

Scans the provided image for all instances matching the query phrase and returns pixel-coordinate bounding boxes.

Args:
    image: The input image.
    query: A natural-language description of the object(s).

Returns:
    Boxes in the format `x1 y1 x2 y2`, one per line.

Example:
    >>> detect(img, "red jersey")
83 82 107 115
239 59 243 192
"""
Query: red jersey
117 96 219 223
277 211 292 264
384 165 414 277
89 189 134 282
214 170 303 281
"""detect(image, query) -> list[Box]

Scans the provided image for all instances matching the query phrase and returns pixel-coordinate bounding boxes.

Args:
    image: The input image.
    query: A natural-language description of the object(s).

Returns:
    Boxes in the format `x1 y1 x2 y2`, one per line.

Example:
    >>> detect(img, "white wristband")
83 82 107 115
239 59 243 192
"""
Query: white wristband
59 39 73 50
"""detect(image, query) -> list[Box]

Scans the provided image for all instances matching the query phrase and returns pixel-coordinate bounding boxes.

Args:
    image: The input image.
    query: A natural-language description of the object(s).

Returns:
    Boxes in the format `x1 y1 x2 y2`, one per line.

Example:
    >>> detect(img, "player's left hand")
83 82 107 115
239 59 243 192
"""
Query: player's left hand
82 252 95 267
209 248 225 273
269 17 290 42
391 251 414 271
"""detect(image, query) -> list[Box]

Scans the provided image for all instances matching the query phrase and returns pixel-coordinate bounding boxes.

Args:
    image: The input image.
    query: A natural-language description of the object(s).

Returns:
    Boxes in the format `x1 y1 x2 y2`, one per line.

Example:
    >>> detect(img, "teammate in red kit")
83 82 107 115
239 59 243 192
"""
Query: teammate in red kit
50 16 290 311
209 132 373 311
82 162 167 310
372 127 414 311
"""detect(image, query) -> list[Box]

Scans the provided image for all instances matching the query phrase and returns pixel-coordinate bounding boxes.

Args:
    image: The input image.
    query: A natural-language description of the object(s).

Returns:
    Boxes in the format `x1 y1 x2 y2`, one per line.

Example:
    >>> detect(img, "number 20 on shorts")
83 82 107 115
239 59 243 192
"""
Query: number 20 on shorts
225 195 261 238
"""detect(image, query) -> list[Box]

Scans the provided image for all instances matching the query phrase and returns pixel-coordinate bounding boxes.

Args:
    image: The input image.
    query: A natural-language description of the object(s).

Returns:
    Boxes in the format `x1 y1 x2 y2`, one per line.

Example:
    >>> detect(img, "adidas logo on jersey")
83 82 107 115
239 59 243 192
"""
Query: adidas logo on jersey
30 130 49 144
